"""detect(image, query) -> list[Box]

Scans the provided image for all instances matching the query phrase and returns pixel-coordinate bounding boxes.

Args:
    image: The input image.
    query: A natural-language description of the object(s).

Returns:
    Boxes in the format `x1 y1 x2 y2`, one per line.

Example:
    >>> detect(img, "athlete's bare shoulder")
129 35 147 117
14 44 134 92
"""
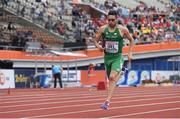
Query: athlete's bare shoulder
95 24 108 41
99 24 108 33
117 25 129 36
117 25 128 32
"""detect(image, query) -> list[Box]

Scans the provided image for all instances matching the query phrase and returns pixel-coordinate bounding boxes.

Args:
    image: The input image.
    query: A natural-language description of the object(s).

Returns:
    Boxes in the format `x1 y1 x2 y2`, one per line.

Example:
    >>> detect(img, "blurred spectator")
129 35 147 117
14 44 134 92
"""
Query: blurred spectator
7 22 15 31
20 5 26 17
2 0 180 48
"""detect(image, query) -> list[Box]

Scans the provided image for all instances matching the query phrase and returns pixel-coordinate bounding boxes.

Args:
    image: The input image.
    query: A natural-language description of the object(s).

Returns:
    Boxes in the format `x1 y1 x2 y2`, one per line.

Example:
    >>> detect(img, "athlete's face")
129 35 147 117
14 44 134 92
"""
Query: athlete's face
108 15 116 28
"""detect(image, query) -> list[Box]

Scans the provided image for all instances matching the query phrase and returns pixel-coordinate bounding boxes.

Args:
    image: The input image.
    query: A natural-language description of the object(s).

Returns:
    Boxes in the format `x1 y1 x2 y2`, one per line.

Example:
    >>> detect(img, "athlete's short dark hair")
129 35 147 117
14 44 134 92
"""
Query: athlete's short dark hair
108 9 118 16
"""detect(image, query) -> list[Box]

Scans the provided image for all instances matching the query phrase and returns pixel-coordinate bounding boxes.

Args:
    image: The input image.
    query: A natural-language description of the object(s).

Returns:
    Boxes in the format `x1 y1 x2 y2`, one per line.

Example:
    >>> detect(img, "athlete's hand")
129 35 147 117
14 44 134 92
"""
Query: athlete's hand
95 42 104 52
98 45 105 52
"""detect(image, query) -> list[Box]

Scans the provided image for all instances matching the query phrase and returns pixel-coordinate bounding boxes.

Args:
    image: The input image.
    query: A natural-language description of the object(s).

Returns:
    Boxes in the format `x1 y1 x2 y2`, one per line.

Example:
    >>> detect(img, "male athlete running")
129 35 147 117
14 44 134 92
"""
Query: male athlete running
93 9 134 110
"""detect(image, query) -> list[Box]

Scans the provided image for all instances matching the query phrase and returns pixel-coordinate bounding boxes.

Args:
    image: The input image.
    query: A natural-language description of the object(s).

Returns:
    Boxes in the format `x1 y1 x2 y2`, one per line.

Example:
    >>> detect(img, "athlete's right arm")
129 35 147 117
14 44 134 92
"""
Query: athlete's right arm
93 26 106 51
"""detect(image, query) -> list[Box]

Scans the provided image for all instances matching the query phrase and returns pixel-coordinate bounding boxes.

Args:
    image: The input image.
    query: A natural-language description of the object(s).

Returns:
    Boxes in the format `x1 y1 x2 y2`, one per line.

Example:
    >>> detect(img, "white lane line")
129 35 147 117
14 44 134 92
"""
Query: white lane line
1 92 180 108
27 100 180 118
1 88 178 99
1 91 104 100
1 95 179 114
0 89 152 100
107 107 180 118
2 90 180 104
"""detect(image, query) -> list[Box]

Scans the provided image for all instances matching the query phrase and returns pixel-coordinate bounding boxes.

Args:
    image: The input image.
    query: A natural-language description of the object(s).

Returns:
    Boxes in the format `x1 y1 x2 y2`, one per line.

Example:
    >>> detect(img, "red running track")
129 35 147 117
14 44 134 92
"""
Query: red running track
0 86 180 118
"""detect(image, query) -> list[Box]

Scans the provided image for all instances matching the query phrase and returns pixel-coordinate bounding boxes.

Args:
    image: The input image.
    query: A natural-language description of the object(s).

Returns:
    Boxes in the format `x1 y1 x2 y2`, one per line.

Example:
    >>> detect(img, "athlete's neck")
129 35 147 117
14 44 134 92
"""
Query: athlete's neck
108 24 117 32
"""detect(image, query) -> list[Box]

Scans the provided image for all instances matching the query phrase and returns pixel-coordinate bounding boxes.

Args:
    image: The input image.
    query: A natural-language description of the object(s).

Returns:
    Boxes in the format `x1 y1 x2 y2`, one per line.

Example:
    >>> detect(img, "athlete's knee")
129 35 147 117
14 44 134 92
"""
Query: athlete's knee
109 76 115 81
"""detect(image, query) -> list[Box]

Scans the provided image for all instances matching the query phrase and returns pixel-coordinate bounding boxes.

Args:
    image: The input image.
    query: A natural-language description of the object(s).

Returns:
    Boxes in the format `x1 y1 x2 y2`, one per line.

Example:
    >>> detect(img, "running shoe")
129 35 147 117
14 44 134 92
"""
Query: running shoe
100 101 110 110
121 66 128 75
122 66 128 72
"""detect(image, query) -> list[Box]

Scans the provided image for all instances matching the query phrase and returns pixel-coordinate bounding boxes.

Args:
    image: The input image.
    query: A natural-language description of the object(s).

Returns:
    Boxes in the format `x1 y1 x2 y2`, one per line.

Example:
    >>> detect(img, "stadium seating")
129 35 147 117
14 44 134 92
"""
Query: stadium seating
136 0 166 11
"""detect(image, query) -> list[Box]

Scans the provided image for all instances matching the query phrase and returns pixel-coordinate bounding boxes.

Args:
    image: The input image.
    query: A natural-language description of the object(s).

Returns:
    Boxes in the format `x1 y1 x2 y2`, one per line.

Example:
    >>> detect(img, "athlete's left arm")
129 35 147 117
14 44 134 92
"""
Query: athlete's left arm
121 27 134 61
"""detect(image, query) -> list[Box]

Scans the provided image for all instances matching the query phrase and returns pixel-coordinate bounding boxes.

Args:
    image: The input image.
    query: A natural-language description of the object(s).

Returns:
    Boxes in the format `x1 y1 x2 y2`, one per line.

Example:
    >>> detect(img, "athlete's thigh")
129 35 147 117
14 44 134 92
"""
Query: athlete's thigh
105 62 111 78
109 57 124 80
108 59 119 80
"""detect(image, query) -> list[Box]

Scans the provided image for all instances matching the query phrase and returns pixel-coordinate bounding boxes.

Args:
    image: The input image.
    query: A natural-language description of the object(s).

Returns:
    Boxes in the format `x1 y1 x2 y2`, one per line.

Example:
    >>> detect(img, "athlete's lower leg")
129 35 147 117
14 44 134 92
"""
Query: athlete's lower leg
106 71 122 102
100 70 123 110
106 79 116 102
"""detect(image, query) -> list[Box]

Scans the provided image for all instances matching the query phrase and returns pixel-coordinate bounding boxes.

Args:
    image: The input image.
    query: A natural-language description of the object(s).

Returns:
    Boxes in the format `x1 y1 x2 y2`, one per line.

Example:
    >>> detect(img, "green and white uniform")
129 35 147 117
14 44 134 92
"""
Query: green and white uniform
102 26 124 78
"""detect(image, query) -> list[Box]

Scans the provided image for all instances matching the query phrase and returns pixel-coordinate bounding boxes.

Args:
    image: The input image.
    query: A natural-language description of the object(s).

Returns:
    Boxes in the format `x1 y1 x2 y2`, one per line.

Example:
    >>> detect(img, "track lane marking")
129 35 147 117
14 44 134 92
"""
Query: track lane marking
2 90 180 104
1 93 180 108
1 96 179 114
107 107 180 118
26 100 180 118
1 88 179 100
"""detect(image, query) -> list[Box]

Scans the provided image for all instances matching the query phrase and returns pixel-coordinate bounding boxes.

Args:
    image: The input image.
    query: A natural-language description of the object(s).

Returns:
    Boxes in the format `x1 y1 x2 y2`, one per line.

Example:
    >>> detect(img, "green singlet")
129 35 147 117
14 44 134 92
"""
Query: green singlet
102 26 124 78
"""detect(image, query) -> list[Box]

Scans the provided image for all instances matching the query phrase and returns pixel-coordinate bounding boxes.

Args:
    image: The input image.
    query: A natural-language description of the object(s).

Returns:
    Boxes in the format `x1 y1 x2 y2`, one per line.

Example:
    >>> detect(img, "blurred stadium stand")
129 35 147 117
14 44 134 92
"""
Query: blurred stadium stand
0 0 179 89
0 0 179 69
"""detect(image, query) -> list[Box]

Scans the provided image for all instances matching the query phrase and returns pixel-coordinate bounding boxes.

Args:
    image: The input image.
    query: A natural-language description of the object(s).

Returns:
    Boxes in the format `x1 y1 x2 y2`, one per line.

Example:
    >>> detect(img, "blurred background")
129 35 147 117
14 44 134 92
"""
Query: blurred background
0 0 179 89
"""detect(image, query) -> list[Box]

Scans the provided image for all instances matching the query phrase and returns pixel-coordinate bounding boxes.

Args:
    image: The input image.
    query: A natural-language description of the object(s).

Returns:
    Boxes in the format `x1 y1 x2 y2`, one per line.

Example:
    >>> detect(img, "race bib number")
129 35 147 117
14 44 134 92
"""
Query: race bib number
105 41 119 53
